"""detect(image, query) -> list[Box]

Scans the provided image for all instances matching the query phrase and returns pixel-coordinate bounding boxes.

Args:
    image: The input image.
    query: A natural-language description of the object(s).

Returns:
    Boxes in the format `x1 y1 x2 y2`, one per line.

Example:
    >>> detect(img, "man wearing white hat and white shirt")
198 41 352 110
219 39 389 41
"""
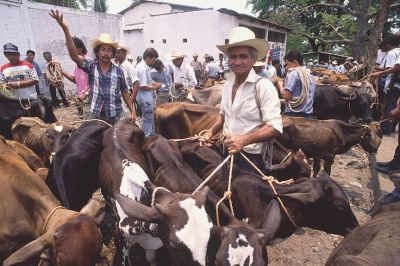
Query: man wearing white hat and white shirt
253 61 271 79
115 42 139 118
328 60 339 72
204 27 282 174
170 49 197 89
50 10 134 124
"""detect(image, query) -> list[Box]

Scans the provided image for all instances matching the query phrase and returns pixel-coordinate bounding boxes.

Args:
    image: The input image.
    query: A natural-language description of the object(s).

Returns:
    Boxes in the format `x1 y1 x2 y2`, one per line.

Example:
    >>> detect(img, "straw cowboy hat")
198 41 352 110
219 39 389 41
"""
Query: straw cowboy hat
116 42 129 52
92 33 118 49
217 27 270 60
253 61 265 67
332 60 338 65
168 49 187 60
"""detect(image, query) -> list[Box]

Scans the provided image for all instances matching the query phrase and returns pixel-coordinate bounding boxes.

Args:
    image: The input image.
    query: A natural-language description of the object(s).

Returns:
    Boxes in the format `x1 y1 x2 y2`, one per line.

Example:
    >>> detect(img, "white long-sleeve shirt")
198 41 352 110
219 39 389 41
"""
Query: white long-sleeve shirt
173 64 197 87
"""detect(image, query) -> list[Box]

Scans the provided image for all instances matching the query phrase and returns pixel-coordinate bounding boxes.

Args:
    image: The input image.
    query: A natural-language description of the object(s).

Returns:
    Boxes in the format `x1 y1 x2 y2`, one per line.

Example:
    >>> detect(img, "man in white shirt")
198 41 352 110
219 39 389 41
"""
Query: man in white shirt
170 49 197 89
115 42 139 118
204 27 282 174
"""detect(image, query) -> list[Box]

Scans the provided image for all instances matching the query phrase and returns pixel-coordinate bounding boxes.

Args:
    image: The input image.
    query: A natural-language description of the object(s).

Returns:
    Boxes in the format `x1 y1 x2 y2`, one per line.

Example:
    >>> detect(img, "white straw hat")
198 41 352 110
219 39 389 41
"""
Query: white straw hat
92 33 118 49
217 27 269 60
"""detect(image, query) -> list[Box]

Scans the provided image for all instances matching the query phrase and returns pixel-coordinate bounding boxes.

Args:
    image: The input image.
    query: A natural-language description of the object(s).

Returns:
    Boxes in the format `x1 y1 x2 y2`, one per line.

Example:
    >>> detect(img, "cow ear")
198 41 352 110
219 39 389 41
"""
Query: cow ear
193 186 210 206
114 192 161 222
3 232 52 266
279 191 319 205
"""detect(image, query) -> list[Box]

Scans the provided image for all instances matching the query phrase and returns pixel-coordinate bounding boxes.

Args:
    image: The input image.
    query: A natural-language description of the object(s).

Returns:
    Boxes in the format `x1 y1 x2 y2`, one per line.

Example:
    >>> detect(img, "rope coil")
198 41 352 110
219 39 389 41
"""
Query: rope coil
42 206 66 234
46 61 64 88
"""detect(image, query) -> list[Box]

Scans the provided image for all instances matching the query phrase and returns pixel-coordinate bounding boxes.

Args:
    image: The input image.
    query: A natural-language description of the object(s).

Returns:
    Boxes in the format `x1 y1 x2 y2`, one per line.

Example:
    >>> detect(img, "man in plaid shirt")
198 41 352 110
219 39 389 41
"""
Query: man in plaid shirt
50 10 134 124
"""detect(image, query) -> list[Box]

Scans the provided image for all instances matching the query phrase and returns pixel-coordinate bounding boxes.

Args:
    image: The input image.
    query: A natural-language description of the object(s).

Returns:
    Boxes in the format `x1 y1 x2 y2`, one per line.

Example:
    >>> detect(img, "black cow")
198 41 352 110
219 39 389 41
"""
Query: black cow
0 94 57 139
313 84 373 122
46 120 110 211
178 140 359 240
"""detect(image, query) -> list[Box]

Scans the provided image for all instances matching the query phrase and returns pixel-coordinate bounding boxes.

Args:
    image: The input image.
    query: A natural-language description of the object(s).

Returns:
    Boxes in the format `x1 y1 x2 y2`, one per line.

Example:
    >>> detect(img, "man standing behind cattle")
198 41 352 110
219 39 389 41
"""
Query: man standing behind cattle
114 42 139 118
170 49 198 89
136 47 162 136
191 53 202 85
0 43 38 99
50 10 134 125
276 50 316 118
205 27 282 174
25 50 42 96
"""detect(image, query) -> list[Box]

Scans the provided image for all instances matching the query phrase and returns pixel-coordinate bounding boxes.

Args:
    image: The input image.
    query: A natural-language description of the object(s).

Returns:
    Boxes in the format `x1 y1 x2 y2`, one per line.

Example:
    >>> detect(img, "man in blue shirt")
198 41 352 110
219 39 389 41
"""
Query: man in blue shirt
25 50 42 96
50 9 133 124
277 50 315 118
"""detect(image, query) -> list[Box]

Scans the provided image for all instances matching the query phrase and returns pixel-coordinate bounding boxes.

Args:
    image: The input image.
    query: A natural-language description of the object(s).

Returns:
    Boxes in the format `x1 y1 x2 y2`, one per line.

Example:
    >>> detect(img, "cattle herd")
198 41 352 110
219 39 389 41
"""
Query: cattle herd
1 77 399 266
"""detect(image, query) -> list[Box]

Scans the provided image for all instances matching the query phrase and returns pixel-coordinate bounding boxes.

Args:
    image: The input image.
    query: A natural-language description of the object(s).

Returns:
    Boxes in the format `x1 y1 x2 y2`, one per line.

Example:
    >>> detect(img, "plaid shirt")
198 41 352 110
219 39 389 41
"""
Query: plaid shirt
82 58 127 117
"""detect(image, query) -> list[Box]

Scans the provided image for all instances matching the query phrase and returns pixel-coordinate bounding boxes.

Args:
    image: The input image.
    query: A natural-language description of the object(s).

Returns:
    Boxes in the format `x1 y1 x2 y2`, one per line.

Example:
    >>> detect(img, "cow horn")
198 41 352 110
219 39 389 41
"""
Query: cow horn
114 192 161 222
3 231 52 266
80 194 105 224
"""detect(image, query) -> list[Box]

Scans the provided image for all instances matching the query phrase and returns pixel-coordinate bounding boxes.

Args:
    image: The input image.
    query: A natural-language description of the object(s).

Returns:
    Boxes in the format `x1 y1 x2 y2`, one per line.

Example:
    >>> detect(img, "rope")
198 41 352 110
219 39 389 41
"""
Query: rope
46 61 64 88
19 97 31 117
215 154 235 227
151 187 171 207
42 206 66 234
65 119 112 127
0 82 16 97
239 151 298 229
192 154 232 194
280 151 293 164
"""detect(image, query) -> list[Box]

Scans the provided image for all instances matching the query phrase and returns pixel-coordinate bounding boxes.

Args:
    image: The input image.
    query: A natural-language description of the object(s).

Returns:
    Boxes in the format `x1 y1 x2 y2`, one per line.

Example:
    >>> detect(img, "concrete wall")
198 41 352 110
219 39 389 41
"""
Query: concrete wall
0 0 122 95
122 6 288 65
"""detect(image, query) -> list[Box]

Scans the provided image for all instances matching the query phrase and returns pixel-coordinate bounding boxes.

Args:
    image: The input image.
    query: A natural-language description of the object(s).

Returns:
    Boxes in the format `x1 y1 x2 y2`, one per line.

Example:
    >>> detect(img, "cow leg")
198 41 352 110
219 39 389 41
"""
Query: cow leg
323 155 335 175
313 157 321 177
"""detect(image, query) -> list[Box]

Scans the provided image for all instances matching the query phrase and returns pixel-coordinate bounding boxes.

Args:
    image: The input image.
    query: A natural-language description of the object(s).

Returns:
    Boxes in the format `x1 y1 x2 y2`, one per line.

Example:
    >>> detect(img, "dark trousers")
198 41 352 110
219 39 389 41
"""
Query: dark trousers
381 88 400 135
35 84 41 96
49 85 69 107
222 148 266 175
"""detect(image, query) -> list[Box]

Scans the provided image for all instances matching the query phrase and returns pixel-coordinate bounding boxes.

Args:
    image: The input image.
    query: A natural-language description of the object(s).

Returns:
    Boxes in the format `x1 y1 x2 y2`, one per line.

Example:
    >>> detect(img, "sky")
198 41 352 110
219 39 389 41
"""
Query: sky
107 0 254 15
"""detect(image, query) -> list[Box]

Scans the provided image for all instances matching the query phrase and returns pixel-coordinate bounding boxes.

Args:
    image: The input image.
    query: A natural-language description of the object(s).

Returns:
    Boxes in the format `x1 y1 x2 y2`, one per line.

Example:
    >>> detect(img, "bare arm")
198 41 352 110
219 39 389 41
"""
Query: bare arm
49 10 83 67
276 79 292 102
62 70 76 83
7 79 38 89
209 114 224 135
225 124 280 154
370 64 400 78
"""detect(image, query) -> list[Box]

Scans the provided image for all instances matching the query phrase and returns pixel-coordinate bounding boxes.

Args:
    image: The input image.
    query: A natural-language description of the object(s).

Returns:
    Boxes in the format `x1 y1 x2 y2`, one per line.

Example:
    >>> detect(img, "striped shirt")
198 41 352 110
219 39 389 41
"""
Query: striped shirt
0 61 38 99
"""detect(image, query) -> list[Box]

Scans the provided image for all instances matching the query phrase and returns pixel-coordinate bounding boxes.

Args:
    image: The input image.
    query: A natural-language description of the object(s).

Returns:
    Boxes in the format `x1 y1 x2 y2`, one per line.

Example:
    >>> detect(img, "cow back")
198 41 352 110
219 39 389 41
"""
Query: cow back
46 121 110 210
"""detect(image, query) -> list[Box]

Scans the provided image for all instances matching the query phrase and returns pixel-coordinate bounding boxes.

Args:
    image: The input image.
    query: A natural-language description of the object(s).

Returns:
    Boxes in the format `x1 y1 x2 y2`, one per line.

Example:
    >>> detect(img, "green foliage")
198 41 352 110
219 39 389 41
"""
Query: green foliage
32 0 107 12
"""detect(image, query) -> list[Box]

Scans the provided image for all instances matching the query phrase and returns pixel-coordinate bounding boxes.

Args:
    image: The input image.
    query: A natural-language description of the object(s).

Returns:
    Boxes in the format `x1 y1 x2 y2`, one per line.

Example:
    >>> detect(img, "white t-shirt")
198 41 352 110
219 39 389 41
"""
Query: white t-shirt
383 48 400 90
173 64 197 87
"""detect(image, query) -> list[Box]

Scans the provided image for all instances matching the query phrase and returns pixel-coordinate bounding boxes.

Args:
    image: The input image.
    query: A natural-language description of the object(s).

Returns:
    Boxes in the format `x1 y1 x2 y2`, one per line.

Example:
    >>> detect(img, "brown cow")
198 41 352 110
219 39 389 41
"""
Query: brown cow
12 117 75 166
186 82 225 106
0 136 103 266
277 116 382 176
156 102 311 180
99 119 214 266
326 201 400 266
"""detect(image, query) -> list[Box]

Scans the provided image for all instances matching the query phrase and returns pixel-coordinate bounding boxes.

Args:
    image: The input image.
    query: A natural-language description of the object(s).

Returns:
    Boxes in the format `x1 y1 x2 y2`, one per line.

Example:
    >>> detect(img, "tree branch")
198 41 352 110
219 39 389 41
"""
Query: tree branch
299 3 357 16
368 2 400 19
296 31 351 45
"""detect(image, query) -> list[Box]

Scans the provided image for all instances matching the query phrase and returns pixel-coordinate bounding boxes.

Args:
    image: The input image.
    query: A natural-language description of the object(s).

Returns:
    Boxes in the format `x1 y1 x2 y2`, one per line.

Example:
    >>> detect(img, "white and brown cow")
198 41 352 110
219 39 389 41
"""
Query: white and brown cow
100 119 213 266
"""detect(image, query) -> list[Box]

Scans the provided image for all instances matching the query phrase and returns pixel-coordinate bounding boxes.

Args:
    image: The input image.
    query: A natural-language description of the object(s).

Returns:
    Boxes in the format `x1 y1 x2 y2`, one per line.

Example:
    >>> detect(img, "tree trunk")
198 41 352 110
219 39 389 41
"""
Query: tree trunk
349 0 372 62
364 0 391 72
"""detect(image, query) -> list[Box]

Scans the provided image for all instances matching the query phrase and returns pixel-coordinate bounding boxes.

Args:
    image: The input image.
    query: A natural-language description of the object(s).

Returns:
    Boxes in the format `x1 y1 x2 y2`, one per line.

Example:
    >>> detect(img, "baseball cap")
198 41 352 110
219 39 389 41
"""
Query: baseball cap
3 43 19 53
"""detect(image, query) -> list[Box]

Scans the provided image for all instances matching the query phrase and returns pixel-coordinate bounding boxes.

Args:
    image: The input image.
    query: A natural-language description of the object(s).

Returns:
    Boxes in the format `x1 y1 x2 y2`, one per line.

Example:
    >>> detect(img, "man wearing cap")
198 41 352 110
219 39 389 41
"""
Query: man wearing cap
276 50 315 118
191 53 202 85
205 27 282 174
328 60 339 72
170 49 197 89
203 55 219 82
0 43 39 99
50 10 134 124
114 42 139 118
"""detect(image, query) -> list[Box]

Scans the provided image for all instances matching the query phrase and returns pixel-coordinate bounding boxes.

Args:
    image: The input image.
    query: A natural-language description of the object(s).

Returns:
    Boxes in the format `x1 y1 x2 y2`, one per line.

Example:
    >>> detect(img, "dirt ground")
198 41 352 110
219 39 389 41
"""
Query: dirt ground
54 104 377 266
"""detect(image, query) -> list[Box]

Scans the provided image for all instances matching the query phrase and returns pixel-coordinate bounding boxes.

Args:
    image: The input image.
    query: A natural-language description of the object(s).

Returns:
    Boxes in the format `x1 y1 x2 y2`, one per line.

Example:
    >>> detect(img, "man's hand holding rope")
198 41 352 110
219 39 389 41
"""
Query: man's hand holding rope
225 135 248 154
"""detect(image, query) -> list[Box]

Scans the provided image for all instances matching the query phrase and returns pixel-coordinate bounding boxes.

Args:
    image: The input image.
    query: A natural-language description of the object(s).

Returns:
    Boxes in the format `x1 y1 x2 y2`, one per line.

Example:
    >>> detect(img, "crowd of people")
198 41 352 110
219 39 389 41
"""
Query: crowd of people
2 9 400 205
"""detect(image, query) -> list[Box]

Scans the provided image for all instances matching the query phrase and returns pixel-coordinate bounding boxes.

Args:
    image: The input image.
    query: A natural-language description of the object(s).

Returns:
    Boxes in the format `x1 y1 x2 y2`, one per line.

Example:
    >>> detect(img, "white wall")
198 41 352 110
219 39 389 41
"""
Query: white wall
0 0 122 95
122 2 172 25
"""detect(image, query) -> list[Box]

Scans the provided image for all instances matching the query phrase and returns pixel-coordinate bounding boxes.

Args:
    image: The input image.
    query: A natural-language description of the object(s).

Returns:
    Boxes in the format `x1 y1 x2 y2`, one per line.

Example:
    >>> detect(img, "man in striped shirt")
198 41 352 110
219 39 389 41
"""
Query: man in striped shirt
0 43 38 99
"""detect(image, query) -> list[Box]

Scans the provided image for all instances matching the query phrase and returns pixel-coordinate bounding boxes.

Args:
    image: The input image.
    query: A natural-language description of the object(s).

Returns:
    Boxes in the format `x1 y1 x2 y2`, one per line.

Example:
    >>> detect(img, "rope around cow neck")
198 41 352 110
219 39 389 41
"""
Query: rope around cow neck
42 206 66 234
239 151 298 229
18 97 32 117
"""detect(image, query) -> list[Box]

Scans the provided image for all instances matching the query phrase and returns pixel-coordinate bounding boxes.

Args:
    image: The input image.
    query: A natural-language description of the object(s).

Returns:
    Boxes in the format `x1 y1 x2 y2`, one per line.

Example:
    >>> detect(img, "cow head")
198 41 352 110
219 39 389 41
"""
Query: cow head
358 122 382 153
115 186 213 266
344 83 375 123
212 223 267 266
46 123 74 160
3 214 103 266
279 172 359 236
